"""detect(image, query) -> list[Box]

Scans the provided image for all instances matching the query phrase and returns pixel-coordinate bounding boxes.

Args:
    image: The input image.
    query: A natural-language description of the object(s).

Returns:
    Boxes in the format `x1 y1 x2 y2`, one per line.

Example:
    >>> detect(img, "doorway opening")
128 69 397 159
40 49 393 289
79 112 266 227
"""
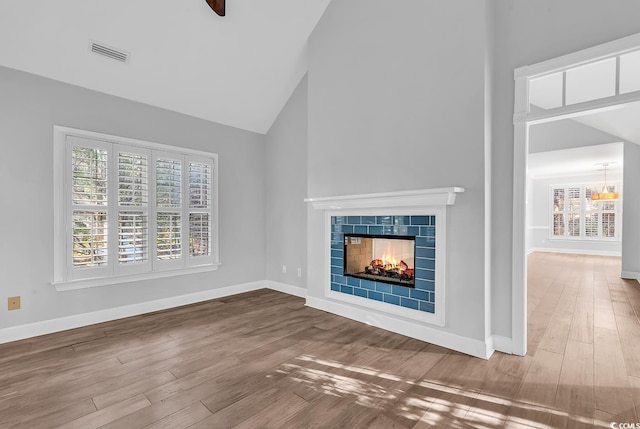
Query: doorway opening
512 33 640 356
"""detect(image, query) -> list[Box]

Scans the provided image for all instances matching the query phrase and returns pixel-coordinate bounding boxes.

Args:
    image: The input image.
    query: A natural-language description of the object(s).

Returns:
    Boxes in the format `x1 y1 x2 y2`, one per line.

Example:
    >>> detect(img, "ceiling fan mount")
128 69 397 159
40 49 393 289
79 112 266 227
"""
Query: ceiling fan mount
206 0 225 16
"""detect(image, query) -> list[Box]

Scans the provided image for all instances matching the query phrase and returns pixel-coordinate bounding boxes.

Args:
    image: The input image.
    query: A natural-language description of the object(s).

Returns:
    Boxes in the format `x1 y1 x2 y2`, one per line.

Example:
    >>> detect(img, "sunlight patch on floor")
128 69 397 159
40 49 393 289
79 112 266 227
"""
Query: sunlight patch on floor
275 353 606 427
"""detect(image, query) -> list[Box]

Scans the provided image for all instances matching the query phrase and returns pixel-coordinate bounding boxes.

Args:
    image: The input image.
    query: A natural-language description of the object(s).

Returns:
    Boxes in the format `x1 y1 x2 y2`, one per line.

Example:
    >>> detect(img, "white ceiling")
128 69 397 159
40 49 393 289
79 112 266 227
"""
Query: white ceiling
572 100 640 145
528 142 623 179
0 0 330 134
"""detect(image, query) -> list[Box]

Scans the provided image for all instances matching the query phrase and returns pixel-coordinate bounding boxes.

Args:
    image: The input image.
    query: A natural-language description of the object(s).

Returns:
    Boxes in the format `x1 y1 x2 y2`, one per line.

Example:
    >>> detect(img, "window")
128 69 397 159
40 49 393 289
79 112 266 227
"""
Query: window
551 184 620 240
528 48 640 111
54 127 219 288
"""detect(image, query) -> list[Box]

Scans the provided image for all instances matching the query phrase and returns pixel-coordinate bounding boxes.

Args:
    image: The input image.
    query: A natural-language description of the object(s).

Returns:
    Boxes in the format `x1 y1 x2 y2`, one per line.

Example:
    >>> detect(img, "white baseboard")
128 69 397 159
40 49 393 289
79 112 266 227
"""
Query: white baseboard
0 281 265 345
490 334 514 355
266 280 307 298
621 271 640 282
528 247 621 257
0 279 515 361
306 296 492 359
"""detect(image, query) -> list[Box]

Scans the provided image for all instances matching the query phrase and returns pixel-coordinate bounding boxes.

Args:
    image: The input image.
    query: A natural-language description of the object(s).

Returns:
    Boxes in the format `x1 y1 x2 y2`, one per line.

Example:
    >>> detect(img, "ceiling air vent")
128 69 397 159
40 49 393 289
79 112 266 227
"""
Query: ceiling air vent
89 41 129 63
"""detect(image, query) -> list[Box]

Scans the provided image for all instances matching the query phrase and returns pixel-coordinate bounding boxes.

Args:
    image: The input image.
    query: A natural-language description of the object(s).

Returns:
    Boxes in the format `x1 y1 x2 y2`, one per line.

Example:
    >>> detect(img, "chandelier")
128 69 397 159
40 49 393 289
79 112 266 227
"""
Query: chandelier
591 162 619 201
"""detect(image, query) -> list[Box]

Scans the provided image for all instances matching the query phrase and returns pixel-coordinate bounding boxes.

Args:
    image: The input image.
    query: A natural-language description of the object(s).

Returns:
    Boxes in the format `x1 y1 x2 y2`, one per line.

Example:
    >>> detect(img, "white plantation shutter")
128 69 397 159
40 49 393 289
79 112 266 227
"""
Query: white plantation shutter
187 158 214 266
189 162 212 209
118 151 149 206
54 127 219 286
72 211 108 268
552 188 565 236
601 186 617 238
116 146 150 275
156 158 182 208
567 187 581 237
584 212 599 237
550 184 620 241
72 147 108 206
584 187 599 238
67 137 112 280
154 152 184 270
189 213 210 257
118 212 148 263
157 213 182 260
602 212 616 237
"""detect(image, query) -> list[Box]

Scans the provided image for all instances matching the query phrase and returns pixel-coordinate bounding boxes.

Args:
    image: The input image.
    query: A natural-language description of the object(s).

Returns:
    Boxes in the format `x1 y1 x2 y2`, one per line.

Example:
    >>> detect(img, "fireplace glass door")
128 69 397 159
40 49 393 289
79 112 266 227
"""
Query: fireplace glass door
343 234 415 287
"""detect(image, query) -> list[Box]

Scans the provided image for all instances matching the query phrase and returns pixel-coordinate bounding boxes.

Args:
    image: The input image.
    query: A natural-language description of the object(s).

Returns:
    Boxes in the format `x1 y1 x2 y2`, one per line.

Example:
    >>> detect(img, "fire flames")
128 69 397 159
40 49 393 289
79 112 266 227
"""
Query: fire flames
365 249 414 281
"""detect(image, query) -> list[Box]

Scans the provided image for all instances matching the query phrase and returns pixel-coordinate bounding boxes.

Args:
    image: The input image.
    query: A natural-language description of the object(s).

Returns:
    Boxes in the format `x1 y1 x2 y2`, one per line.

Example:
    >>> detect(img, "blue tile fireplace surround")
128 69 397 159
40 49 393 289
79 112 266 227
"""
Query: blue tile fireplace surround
330 215 436 313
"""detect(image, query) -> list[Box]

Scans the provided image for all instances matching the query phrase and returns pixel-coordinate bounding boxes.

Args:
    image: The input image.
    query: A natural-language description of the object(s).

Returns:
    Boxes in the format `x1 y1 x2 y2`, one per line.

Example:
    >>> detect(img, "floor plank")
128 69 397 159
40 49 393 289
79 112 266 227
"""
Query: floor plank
549 340 594 428
506 348 563 427
593 327 637 422
0 253 638 428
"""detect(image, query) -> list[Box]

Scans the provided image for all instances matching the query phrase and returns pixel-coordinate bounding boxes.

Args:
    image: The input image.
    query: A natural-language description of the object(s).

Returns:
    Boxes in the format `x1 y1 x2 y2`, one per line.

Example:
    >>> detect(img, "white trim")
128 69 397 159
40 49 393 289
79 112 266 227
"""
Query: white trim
528 248 621 257
621 271 640 281
322 206 447 327
304 187 464 210
53 128 66 283
306 188 463 332
515 91 640 125
266 280 307 298
53 263 221 291
547 237 621 244
54 125 219 158
514 33 640 79
529 226 549 230
0 281 264 345
306 296 492 359
512 120 528 357
490 335 513 355
53 125 219 288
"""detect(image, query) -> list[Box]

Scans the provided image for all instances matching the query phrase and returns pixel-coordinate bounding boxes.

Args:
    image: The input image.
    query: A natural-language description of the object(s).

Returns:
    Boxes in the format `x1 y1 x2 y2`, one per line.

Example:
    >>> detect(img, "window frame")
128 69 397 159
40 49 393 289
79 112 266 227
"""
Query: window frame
53 126 219 291
549 183 621 242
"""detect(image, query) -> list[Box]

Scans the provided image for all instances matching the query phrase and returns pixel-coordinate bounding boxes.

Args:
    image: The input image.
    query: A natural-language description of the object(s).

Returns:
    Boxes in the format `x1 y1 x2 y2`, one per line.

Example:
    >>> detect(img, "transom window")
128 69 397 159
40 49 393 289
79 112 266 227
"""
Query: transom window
551 184 620 240
54 127 219 287
529 49 640 111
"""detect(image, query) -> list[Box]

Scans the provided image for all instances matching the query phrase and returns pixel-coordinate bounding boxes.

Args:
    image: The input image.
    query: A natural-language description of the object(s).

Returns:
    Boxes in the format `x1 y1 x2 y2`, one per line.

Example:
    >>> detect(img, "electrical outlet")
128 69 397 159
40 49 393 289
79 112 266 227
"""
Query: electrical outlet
282 265 287 274
8 296 20 311
297 268 302 278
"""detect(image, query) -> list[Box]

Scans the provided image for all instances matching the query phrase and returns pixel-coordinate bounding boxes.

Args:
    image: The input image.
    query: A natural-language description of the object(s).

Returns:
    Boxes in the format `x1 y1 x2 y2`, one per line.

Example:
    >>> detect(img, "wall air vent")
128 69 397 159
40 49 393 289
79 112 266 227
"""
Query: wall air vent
89 41 129 63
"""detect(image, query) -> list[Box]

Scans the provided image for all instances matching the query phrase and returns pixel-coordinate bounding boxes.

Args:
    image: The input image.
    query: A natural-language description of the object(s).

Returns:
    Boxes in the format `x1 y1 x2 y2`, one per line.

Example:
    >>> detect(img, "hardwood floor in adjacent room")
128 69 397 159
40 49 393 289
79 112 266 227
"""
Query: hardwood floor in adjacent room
1 252 639 428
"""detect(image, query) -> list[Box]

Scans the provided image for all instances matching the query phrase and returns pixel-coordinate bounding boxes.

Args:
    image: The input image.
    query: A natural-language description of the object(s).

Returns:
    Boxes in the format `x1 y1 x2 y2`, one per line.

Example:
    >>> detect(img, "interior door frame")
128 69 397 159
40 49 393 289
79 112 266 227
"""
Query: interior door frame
512 32 640 356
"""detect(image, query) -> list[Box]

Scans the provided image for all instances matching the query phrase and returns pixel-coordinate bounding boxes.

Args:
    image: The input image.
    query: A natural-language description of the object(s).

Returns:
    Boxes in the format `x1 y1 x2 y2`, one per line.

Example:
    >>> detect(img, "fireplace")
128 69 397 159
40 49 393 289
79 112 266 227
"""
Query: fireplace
306 189 464 336
343 234 415 287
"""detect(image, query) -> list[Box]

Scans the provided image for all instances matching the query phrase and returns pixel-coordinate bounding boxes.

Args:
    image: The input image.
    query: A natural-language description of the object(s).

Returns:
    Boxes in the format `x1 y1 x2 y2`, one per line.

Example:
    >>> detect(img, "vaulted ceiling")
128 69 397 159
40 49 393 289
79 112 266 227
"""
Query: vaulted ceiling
0 0 330 134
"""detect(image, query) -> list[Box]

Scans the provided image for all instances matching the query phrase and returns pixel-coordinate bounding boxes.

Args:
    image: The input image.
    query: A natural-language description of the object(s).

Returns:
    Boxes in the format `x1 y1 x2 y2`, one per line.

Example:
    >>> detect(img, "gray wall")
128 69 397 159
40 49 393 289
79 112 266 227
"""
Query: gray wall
490 0 640 338
307 0 489 342
265 75 308 287
622 142 640 278
4 0 640 351
0 66 266 329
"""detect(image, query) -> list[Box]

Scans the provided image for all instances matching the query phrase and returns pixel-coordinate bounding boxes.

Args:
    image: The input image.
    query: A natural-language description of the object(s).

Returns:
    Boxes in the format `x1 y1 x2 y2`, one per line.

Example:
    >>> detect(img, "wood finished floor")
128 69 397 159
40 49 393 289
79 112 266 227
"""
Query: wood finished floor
1 252 639 428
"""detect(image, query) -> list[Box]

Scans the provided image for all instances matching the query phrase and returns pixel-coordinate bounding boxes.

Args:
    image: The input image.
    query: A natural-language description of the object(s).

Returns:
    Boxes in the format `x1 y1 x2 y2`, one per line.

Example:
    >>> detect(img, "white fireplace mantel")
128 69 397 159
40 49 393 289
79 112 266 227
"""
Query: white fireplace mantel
304 187 465 210
303 185 465 340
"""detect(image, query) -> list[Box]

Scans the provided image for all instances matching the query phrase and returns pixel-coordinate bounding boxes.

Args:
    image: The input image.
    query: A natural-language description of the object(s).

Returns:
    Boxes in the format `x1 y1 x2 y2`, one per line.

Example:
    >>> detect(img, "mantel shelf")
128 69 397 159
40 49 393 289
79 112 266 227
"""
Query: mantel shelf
304 187 465 210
